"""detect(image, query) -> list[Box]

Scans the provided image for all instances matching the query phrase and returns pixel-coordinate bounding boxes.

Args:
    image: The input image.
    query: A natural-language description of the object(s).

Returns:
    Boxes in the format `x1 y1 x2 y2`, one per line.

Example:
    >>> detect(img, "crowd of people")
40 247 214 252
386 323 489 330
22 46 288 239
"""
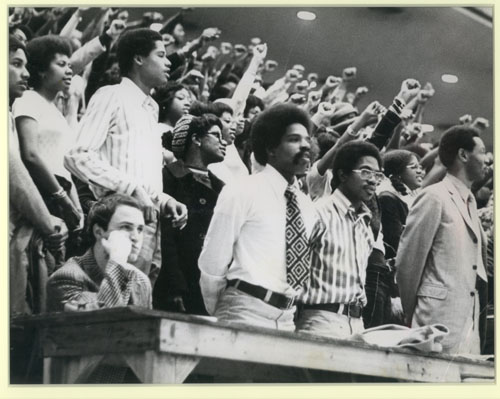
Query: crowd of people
9 7 494 382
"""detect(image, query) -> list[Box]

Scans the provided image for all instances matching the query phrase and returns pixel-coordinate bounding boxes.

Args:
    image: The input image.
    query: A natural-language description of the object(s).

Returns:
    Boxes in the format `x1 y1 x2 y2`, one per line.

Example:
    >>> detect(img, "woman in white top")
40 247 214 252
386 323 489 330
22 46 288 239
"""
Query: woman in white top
13 35 83 234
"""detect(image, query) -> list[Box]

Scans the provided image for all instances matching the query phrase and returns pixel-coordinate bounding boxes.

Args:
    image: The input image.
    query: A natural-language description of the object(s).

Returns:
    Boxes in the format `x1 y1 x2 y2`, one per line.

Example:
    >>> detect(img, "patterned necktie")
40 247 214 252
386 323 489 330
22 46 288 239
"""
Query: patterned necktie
284 185 310 291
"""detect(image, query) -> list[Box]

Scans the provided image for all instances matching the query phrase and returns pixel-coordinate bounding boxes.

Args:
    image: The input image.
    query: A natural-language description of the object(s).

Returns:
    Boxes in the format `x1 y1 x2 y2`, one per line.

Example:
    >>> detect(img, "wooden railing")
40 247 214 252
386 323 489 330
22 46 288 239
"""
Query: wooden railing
11 306 495 384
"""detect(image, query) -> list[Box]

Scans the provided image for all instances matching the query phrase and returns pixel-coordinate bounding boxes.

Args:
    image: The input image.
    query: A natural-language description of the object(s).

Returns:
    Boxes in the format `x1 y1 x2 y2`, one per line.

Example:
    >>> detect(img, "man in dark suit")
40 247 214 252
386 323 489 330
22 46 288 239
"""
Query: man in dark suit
396 125 488 355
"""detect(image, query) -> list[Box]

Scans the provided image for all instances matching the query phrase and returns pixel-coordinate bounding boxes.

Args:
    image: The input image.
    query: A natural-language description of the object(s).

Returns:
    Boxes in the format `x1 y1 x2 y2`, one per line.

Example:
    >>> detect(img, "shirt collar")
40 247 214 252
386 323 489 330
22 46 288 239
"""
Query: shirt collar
331 188 372 223
120 77 158 111
445 173 472 203
261 164 298 197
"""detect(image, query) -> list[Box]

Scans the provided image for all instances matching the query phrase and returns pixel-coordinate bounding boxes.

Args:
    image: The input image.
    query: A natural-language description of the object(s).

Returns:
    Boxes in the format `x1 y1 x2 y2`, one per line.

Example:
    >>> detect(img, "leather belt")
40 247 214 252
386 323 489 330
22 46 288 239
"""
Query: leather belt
227 279 296 310
302 302 363 318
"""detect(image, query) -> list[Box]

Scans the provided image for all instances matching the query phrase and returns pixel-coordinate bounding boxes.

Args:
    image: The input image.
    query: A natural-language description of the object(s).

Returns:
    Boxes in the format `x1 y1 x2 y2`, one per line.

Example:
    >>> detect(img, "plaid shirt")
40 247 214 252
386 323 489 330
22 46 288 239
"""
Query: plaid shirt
47 248 152 312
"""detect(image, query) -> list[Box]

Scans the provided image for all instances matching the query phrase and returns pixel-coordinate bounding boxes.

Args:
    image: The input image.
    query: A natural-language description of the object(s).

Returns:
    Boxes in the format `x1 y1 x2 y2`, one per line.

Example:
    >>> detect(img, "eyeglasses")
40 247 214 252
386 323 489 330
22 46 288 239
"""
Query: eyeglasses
207 130 225 143
352 168 385 184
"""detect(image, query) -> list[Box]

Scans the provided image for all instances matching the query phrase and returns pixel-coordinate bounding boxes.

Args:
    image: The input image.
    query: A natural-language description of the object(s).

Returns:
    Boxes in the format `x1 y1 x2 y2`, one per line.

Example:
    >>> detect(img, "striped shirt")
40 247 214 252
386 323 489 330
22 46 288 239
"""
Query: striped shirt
301 189 375 306
64 77 165 202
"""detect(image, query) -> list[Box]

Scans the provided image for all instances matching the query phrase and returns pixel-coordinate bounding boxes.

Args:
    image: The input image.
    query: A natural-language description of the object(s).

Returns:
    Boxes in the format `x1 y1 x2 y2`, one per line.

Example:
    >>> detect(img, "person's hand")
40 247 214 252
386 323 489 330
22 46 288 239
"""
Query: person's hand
132 186 158 225
102 230 133 265
294 79 309 94
289 93 307 105
43 215 68 257
307 72 319 82
105 19 126 41
251 43 267 64
459 114 473 125
182 69 204 83
323 75 342 89
397 78 421 104
285 69 302 84
201 45 220 62
264 59 278 72
342 67 357 81
171 296 187 313
57 195 82 231
64 299 102 312
400 108 414 123
355 86 369 97
471 117 489 132
233 44 248 58
234 116 246 137
315 102 336 118
220 42 233 55
358 100 385 125
201 27 221 43
162 33 175 47
306 90 322 109
161 196 188 229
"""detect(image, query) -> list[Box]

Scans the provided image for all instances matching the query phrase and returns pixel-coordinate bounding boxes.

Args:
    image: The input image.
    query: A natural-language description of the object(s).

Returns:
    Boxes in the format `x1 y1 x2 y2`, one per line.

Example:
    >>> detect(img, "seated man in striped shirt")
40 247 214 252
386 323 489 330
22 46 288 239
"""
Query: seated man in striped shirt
47 194 152 312
297 141 383 338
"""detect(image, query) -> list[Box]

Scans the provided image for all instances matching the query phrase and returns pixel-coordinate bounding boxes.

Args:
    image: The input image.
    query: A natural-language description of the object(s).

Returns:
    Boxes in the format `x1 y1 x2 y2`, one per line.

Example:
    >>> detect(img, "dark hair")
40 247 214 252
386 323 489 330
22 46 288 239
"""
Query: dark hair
251 103 311 165
401 143 430 158
172 114 222 160
9 34 26 55
382 150 417 178
153 82 190 122
211 101 234 117
244 94 265 117
86 194 143 245
382 150 419 195
116 28 162 77
331 141 382 188
188 100 233 118
10 24 33 42
438 125 480 168
26 35 72 90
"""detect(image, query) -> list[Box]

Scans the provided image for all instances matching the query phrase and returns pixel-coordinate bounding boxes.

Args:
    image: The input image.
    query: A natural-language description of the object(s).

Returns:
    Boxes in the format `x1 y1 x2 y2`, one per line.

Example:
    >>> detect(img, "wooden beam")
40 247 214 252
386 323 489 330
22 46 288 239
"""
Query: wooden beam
158 319 494 383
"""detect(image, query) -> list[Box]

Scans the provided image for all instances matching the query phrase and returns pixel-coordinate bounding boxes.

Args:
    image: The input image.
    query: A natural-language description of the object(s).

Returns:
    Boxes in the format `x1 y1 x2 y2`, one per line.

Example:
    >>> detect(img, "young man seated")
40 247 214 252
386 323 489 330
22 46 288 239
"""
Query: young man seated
47 194 152 312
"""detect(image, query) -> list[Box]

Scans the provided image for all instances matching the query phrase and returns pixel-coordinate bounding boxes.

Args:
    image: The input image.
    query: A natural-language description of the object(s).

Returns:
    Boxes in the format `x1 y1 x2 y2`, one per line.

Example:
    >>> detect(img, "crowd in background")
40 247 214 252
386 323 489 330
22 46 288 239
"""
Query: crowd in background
8 7 494 382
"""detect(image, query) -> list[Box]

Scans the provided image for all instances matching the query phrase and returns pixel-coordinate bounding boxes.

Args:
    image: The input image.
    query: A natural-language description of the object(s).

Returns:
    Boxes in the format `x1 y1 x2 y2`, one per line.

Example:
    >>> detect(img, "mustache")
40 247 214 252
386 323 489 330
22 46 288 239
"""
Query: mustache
293 148 310 164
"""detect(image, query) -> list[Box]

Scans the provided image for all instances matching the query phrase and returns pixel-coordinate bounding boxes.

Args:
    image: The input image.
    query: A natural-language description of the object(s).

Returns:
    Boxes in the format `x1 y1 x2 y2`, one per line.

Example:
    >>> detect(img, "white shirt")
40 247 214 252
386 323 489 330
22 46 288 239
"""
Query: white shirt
208 143 249 184
306 160 333 201
198 164 318 314
64 77 164 201
13 90 75 181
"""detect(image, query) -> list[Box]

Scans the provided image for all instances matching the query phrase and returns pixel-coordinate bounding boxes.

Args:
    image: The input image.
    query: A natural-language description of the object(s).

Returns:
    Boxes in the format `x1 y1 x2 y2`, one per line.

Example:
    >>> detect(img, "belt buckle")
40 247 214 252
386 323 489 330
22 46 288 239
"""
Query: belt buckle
284 296 295 310
348 302 362 318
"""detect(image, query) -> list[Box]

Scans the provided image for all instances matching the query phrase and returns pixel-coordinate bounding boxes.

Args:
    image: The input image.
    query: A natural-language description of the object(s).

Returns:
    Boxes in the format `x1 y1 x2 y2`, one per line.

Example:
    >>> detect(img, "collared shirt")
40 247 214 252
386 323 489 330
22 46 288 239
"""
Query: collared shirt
301 188 375 306
64 77 163 201
445 173 486 280
198 164 318 315
47 248 152 312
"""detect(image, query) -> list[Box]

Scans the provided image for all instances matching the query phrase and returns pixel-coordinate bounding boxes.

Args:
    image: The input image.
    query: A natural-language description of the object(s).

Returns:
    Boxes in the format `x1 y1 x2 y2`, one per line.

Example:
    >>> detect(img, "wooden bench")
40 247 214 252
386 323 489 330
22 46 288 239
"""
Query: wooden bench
11 306 495 383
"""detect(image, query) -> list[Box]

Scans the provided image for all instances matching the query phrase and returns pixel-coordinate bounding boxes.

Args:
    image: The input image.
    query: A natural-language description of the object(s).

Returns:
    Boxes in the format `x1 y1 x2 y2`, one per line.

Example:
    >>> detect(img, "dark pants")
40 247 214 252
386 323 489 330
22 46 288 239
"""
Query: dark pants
363 264 392 329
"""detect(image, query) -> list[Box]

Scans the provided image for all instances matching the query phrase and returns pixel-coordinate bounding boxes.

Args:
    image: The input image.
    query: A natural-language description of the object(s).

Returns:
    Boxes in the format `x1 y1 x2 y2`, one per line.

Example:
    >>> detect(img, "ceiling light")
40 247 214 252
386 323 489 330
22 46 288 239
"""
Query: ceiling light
441 74 458 83
297 11 316 21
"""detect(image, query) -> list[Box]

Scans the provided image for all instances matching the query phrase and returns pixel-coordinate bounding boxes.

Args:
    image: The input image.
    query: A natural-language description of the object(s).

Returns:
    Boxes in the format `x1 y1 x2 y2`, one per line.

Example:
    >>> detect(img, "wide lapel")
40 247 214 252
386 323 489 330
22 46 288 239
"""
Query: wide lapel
443 179 479 240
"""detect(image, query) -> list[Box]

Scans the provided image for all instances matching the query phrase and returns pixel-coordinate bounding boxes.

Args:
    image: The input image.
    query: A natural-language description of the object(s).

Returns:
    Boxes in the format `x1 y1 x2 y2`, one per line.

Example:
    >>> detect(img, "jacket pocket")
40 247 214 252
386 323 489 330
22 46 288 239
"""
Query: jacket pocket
417 283 448 300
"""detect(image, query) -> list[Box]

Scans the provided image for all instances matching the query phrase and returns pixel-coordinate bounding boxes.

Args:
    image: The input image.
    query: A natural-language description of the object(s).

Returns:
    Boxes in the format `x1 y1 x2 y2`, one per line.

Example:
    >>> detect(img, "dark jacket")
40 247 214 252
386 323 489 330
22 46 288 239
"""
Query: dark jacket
153 161 224 315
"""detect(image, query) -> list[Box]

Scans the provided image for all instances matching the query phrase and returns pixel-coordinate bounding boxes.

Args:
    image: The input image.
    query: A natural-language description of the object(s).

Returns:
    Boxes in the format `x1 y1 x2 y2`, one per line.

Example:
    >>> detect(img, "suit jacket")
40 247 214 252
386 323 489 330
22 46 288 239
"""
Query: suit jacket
47 249 152 312
396 175 488 355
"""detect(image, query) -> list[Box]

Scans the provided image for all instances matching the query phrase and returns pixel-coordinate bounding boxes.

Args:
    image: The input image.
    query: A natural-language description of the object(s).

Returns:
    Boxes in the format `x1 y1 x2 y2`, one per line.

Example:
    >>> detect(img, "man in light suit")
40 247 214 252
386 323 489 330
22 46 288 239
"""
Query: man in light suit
396 125 488 355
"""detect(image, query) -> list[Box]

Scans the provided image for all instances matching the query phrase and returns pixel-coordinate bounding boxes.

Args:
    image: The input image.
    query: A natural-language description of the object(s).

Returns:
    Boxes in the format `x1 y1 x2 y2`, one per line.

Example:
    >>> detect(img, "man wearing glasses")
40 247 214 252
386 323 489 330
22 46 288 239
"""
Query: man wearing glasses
297 141 384 338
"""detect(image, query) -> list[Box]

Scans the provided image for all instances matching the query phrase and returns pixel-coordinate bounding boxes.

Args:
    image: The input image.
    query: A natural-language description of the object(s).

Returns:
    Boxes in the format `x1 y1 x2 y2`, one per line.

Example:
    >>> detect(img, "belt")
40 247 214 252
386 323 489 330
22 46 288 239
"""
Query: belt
302 302 363 318
227 279 296 310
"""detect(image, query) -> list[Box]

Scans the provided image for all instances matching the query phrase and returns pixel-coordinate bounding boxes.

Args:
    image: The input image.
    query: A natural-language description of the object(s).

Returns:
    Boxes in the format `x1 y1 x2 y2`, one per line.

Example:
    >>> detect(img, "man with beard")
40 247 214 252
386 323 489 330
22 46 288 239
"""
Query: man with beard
297 141 383 338
198 104 317 330
396 126 489 355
